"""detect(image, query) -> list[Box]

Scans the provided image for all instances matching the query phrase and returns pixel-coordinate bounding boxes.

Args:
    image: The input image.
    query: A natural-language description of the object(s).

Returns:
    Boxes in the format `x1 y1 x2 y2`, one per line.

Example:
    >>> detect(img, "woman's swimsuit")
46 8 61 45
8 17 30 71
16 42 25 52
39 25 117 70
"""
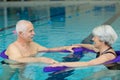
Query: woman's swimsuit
96 47 120 70
96 47 116 57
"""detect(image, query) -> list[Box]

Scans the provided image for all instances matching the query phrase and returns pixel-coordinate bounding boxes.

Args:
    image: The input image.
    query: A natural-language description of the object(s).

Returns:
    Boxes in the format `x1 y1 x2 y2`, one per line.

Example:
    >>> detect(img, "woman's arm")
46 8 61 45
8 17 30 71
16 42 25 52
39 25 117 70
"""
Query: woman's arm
43 44 98 53
50 53 115 67
71 44 99 52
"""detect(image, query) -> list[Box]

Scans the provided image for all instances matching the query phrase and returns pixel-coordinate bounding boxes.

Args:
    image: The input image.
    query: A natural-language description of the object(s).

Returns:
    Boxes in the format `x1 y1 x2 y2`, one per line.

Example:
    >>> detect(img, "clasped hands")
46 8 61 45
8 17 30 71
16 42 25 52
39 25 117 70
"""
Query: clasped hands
50 44 81 67
64 44 81 53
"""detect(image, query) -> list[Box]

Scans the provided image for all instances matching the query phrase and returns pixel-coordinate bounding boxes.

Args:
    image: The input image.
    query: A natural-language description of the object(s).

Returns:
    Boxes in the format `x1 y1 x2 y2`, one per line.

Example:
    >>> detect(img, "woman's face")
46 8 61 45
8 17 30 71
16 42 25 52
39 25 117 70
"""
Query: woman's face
92 36 103 49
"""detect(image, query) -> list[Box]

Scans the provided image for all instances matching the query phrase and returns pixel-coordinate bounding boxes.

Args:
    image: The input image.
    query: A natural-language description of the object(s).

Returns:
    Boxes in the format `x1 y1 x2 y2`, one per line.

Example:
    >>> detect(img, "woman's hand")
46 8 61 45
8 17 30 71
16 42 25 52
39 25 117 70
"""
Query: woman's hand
65 46 74 53
65 45 81 53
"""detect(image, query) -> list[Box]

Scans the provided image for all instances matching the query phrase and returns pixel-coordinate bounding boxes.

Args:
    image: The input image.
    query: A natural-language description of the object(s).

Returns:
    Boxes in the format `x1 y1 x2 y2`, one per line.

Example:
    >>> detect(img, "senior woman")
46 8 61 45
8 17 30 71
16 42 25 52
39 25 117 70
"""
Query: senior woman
50 25 118 69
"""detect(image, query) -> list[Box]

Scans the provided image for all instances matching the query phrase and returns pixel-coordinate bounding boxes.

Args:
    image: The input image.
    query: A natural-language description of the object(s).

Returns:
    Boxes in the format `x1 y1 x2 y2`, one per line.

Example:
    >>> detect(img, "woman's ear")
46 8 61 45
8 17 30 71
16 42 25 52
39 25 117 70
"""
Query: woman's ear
99 39 103 42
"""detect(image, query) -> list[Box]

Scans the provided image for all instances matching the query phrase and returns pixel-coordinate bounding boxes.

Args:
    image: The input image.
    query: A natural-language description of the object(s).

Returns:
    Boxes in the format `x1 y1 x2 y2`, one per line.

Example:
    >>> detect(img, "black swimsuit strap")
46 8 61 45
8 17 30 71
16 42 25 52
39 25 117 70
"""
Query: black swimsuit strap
96 47 113 58
101 47 112 55
104 51 117 57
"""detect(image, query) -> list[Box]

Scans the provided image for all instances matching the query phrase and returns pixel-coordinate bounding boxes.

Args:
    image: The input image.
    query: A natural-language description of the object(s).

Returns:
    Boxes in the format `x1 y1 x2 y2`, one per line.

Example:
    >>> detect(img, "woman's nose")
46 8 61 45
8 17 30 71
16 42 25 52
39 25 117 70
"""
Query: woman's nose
92 37 95 41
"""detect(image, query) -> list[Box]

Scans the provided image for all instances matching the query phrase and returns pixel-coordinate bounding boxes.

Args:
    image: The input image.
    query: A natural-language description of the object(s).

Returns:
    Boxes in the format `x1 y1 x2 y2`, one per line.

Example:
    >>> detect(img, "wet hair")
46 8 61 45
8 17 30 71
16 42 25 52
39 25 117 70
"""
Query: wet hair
92 25 118 46
16 20 32 34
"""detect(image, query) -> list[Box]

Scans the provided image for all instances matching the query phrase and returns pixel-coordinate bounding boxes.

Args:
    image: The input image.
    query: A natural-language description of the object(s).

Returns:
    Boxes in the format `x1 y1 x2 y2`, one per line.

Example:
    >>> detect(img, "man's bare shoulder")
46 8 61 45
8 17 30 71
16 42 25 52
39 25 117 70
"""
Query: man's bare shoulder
7 42 17 50
31 42 47 51
6 42 20 55
31 42 45 47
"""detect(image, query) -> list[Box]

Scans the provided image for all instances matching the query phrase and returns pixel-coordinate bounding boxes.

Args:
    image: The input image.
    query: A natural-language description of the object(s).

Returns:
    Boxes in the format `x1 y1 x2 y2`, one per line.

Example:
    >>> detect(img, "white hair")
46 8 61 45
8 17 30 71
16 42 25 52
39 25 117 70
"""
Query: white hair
92 25 118 46
16 20 32 34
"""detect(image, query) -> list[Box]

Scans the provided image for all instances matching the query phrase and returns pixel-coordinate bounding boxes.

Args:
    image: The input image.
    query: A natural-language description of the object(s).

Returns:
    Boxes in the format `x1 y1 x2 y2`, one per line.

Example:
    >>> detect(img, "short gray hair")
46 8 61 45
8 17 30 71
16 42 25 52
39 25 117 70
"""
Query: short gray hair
92 25 118 46
16 20 32 34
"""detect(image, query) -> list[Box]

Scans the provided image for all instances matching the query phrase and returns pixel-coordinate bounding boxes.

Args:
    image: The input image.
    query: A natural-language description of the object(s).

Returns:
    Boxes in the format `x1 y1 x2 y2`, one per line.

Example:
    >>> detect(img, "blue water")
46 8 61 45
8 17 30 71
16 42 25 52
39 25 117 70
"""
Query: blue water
0 3 120 80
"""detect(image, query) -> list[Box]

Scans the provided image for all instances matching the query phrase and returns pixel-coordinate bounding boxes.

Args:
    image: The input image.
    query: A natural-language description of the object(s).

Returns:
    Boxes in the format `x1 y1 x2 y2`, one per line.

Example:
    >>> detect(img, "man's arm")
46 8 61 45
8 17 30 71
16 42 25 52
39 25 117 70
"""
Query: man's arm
6 44 58 64
11 57 58 64
35 42 73 52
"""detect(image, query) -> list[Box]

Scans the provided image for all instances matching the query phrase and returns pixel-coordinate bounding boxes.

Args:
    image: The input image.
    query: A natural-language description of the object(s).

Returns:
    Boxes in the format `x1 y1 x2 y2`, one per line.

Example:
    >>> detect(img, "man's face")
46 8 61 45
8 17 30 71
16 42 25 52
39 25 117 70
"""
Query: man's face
21 23 35 42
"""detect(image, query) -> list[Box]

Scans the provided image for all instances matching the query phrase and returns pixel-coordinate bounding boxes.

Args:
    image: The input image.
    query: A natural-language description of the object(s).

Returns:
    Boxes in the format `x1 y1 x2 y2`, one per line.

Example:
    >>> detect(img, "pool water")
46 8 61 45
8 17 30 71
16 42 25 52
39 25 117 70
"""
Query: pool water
0 2 120 80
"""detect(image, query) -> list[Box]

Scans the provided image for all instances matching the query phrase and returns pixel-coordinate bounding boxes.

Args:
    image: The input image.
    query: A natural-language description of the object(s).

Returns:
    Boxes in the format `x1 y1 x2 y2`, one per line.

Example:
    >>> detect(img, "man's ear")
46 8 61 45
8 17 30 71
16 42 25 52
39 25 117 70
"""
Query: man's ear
18 31 23 35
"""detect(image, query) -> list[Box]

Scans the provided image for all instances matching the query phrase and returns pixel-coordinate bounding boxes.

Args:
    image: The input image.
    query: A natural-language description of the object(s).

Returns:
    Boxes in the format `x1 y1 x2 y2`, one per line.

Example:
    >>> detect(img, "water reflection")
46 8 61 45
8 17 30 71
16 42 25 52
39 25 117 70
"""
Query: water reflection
84 69 120 80
50 7 65 28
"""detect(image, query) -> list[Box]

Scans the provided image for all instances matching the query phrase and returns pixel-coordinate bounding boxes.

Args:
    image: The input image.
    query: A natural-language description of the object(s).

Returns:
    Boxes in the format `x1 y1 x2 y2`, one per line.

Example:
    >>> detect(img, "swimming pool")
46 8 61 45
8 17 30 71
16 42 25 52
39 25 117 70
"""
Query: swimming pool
0 1 120 80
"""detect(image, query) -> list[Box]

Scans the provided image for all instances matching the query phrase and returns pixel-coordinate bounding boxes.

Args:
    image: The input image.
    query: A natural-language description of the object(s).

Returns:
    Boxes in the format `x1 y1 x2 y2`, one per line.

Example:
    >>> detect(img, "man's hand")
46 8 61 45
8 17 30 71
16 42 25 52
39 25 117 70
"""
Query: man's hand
40 57 59 64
